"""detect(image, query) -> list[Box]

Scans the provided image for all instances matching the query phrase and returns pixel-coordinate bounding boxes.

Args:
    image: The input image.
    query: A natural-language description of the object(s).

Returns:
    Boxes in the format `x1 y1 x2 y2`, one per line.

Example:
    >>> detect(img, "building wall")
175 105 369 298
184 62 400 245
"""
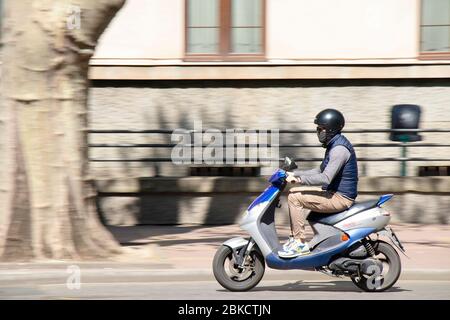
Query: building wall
266 0 419 60
87 1 449 181
99 193 450 226
94 0 184 60
93 0 421 63
96 177 450 226
88 79 450 179
87 1 450 227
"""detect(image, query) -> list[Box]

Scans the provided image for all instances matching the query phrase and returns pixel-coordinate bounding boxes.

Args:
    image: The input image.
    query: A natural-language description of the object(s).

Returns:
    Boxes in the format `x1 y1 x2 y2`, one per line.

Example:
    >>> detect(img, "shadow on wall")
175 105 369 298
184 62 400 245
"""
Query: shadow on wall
276 111 315 172
134 104 257 225
92 80 450 226
95 85 345 226
203 105 238 224
98 190 450 227
134 103 192 224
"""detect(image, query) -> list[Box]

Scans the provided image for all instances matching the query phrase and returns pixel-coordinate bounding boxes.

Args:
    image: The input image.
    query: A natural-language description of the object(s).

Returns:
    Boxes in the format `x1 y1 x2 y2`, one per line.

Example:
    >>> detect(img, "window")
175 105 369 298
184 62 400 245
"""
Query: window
185 0 265 61
420 0 450 59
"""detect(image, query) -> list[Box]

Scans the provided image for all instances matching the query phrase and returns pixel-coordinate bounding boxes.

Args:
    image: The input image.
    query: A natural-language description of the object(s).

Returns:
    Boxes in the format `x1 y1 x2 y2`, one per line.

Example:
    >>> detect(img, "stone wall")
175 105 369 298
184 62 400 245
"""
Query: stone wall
88 79 450 179
88 79 450 226
96 177 450 226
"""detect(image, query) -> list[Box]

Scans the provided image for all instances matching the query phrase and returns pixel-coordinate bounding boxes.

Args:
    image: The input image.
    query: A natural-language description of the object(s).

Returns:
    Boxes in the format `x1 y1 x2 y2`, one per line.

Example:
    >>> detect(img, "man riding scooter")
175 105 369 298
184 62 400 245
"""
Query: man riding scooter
279 108 359 258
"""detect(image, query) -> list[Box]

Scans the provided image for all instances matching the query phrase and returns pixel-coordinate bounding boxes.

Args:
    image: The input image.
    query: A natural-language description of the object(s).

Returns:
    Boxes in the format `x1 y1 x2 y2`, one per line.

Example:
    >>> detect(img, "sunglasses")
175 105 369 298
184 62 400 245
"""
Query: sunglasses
316 126 327 132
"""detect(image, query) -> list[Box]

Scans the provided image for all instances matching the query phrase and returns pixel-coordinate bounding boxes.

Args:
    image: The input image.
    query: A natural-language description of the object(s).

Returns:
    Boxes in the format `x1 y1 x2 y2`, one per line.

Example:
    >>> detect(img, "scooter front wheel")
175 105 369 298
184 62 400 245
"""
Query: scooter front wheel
213 245 265 292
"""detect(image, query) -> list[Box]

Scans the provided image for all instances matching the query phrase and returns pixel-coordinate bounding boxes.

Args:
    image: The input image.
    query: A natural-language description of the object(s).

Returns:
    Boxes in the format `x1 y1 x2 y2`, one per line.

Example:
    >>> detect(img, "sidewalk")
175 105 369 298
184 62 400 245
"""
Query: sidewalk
0 223 449 282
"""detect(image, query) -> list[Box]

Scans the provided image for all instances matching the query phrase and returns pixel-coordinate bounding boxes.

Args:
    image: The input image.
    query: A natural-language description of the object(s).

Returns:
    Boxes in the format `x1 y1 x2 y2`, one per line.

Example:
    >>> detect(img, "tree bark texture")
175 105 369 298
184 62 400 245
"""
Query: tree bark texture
0 0 126 261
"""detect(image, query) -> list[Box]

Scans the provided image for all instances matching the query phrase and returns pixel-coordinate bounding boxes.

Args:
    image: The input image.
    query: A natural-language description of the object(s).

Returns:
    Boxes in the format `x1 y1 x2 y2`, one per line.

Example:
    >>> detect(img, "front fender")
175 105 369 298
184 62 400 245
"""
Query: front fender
223 237 248 250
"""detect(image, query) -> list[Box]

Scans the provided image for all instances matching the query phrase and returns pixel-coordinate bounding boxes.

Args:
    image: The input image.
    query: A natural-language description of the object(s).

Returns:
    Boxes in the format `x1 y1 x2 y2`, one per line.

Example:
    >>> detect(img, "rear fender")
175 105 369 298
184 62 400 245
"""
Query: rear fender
377 227 408 257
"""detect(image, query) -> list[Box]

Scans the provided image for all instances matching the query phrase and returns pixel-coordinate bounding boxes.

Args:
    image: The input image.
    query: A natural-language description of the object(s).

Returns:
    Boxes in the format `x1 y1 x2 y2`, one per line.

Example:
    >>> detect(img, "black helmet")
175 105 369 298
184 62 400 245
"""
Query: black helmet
314 109 345 147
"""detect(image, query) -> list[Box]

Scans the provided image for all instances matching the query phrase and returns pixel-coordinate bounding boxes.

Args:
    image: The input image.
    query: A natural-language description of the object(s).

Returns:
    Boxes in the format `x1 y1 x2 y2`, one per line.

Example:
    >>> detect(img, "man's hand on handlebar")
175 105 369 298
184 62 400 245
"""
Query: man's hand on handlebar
286 172 301 184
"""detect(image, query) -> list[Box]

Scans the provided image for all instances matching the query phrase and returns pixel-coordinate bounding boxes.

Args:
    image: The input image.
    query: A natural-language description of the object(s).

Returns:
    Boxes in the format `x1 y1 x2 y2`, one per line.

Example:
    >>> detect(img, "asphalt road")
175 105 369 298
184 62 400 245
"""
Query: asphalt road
1 279 449 300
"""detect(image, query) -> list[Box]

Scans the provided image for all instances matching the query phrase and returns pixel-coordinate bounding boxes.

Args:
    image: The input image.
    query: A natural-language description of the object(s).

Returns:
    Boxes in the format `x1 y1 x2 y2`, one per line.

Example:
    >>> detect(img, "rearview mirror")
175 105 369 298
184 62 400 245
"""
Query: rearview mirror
280 156 298 171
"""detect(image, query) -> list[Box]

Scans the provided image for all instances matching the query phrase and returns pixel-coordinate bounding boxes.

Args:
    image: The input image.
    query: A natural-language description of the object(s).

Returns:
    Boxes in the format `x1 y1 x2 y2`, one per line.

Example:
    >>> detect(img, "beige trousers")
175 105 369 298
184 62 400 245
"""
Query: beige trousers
287 190 354 242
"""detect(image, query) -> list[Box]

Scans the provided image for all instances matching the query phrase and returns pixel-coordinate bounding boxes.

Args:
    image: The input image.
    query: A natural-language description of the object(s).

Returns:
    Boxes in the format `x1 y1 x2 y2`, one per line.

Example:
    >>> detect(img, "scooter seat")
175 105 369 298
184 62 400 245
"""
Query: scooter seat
307 199 379 225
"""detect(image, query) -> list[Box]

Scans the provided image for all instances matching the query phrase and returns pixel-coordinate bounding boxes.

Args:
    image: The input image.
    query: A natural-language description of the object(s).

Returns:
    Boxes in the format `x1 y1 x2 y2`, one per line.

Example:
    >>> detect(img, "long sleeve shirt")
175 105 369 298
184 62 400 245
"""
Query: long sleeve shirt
293 145 351 186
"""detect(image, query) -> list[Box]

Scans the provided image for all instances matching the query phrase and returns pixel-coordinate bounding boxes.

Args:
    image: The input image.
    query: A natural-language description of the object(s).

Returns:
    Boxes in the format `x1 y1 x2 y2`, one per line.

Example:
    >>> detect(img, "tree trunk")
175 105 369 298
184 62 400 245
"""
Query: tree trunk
0 0 126 261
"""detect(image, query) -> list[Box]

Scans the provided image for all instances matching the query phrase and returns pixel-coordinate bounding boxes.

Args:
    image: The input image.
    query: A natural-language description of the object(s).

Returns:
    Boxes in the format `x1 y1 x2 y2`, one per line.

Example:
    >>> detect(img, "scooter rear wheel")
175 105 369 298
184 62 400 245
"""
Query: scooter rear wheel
350 241 401 292
213 245 265 292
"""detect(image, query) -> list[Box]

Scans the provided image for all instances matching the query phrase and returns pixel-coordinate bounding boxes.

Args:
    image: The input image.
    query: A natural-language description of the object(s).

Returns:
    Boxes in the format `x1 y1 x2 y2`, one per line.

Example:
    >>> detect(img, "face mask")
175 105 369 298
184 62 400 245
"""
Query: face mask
317 130 327 144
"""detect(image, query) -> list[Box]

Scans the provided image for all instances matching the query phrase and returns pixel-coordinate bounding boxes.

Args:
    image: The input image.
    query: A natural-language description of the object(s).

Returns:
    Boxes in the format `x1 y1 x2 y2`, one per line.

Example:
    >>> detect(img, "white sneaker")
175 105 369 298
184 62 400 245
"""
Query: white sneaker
278 240 311 258
282 236 295 251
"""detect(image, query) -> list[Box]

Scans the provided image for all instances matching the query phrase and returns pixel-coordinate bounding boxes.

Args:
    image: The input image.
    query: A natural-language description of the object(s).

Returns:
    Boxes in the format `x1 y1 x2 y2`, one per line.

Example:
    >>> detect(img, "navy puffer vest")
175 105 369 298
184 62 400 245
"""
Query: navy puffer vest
320 134 358 200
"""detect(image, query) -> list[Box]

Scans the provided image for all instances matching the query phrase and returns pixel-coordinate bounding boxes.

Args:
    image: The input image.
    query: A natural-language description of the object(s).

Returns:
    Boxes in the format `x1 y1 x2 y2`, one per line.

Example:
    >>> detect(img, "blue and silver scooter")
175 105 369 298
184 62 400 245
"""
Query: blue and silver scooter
213 157 406 292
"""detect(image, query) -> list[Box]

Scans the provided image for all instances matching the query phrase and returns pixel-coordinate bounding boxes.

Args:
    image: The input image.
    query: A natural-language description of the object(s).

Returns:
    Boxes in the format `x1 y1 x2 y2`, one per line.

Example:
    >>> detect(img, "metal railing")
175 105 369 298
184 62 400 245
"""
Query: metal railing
88 128 450 163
